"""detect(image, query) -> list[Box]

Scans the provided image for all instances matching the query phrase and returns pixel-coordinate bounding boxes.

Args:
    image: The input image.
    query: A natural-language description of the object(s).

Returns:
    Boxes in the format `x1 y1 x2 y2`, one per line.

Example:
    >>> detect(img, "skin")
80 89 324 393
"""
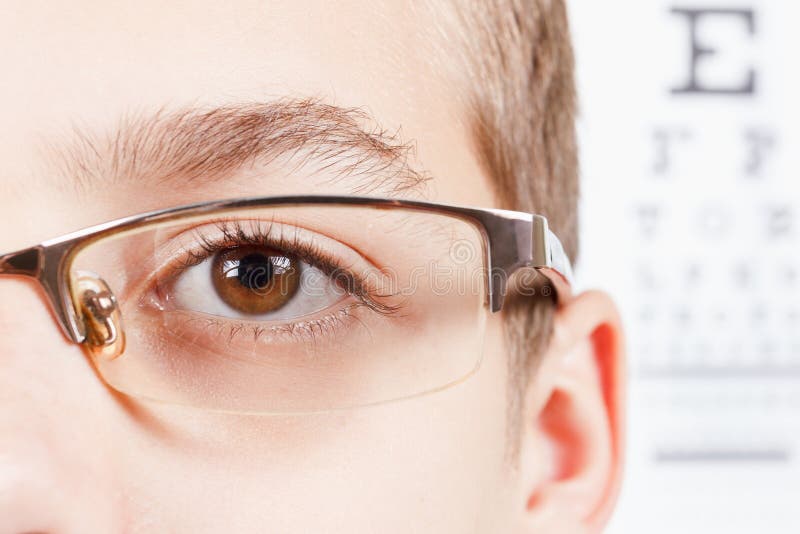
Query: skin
0 1 625 533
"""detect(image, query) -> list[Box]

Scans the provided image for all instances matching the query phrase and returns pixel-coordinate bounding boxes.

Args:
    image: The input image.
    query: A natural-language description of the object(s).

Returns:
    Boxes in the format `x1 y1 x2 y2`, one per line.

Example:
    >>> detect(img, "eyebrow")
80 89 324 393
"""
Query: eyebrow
39 97 432 197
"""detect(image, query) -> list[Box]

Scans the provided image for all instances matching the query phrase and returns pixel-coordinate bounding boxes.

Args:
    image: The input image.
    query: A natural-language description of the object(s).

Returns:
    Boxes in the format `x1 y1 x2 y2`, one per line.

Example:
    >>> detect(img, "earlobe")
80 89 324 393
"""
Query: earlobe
516 290 625 534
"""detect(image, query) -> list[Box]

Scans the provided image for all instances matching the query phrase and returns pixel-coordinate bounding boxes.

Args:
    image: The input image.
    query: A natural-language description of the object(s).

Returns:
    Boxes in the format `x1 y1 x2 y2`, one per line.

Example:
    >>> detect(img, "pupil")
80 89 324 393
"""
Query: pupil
236 253 273 291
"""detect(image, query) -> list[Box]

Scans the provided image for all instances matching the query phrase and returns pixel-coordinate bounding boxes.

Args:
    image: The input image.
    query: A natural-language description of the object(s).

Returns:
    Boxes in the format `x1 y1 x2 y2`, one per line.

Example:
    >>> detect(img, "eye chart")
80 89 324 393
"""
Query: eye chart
570 2 800 532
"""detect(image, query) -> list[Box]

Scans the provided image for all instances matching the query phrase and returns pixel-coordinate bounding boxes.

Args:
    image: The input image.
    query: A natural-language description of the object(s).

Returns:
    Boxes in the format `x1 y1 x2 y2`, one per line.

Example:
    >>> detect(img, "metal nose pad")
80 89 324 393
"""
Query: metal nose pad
72 271 126 360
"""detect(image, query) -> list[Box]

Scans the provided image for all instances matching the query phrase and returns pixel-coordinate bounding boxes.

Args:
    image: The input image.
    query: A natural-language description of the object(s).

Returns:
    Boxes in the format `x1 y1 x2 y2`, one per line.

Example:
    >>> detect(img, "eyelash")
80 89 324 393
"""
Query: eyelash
147 218 402 343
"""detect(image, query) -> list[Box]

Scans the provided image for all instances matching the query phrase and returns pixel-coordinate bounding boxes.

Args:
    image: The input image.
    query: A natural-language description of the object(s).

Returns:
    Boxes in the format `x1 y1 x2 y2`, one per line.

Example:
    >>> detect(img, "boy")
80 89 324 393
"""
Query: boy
0 1 624 532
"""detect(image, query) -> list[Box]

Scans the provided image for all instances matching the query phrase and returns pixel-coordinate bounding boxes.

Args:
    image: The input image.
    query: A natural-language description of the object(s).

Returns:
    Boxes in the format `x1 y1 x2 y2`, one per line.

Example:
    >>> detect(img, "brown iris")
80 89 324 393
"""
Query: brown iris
211 245 300 315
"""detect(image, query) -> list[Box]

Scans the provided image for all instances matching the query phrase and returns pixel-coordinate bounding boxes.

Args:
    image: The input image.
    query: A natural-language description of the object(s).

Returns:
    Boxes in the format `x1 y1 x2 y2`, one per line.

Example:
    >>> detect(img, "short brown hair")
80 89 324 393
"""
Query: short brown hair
441 0 579 433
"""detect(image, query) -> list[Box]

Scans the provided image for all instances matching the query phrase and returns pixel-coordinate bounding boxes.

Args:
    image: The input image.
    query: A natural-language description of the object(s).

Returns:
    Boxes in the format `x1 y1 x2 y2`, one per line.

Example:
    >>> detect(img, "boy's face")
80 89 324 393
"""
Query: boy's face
0 2 623 532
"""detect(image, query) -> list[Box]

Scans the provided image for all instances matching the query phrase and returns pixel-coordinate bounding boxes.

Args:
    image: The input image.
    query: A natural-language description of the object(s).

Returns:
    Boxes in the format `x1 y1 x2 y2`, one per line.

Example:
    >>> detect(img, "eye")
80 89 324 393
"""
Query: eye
211 245 301 315
144 218 391 330
164 240 350 325
132 215 407 355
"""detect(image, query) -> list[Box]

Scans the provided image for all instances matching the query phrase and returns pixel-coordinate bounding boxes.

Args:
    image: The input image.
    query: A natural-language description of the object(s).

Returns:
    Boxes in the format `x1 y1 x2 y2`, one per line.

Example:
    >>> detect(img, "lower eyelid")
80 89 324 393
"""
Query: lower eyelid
150 299 376 354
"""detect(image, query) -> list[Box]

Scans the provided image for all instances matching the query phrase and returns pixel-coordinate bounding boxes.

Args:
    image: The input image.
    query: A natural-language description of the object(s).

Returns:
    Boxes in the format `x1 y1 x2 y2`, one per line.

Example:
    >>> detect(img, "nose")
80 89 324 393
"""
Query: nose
0 276 119 533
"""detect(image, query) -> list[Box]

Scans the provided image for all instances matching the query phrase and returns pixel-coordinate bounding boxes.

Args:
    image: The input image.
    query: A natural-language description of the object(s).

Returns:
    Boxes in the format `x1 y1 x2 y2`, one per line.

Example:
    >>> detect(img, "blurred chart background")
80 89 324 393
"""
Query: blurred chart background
569 1 800 532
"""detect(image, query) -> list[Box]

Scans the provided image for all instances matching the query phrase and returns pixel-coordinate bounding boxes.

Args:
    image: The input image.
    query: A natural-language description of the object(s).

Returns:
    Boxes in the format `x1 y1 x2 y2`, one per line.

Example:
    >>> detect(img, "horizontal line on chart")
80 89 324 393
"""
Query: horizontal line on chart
640 366 800 379
655 449 791 463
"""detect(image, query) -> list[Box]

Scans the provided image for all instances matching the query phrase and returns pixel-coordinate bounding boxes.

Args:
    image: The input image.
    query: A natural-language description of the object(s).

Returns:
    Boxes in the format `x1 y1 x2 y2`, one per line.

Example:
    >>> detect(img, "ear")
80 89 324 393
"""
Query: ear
514 289 625 534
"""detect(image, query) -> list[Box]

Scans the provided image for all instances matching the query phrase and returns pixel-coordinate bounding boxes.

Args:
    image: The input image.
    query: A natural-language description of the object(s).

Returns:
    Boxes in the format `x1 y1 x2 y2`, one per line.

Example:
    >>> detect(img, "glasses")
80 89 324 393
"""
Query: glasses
0 195 573 414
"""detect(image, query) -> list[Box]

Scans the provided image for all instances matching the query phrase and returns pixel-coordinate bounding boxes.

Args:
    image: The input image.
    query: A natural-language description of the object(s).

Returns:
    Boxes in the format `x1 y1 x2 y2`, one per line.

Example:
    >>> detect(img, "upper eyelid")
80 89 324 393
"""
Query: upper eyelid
166 219 374 276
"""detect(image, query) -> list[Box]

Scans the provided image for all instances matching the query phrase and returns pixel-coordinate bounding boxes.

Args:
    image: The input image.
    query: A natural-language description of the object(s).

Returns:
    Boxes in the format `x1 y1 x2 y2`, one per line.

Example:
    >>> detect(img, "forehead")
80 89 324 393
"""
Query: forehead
0 1 491 227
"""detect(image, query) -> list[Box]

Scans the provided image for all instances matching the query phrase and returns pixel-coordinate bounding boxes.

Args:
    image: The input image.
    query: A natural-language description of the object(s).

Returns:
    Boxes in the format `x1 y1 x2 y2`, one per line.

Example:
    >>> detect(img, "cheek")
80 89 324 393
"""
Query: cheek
115 314 516 533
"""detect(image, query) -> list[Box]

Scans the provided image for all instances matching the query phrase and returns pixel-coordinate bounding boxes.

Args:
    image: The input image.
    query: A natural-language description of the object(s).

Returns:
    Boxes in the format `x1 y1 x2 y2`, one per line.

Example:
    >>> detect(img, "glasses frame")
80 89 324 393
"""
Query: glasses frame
0 195 574 348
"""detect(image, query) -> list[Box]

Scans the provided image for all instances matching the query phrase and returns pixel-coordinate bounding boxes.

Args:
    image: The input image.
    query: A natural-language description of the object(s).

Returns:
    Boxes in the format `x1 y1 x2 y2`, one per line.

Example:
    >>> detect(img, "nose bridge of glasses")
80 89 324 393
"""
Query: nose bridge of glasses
0 243 89 345
0 246 41 277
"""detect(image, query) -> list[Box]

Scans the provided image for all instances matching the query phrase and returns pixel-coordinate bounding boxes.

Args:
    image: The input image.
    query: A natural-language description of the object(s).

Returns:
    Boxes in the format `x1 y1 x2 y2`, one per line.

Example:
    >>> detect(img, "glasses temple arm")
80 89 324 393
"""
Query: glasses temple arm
481 211 574 312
